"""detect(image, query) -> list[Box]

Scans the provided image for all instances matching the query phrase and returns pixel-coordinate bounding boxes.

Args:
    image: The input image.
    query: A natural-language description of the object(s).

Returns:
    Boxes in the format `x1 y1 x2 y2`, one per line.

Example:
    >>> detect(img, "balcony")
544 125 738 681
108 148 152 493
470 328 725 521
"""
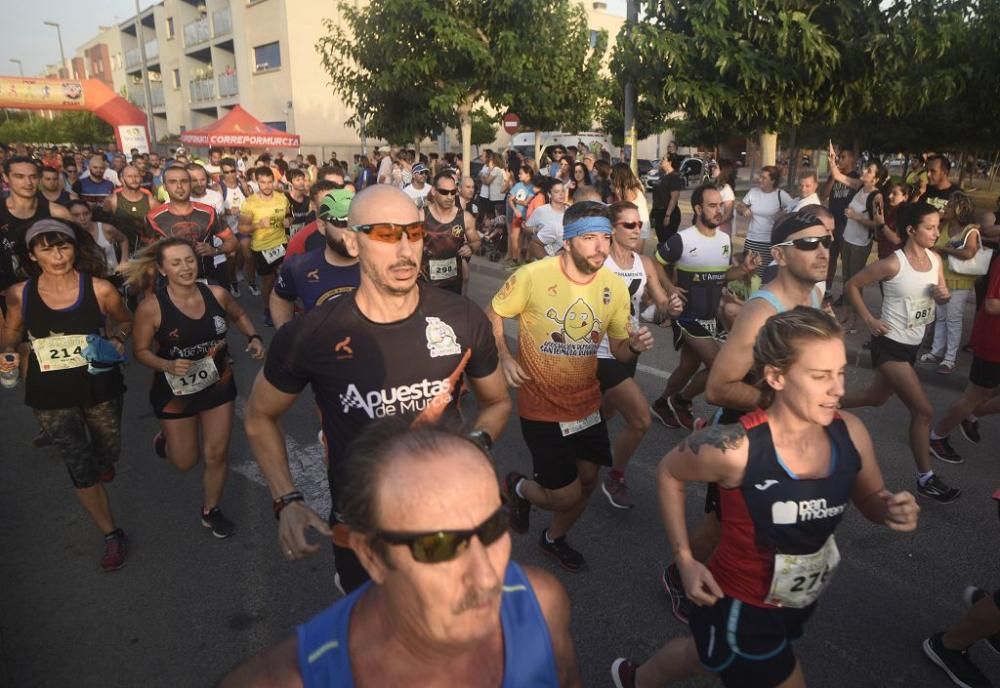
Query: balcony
184 17 210 48
213 8 232 36
218 72 238 98
125 48 141 69
189 78 215 103
124 41 158 69
129 84 165 109
145 39 158 61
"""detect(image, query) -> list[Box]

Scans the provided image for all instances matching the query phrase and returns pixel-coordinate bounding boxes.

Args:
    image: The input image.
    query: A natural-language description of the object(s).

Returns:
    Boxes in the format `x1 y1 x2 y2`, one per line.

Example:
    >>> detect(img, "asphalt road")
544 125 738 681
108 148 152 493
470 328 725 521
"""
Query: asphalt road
1 254 998 688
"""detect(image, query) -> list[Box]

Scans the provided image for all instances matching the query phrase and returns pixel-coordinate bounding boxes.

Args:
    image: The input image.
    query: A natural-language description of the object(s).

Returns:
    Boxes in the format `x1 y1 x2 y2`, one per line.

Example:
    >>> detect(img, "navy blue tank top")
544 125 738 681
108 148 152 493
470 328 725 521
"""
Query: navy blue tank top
296 562 559 686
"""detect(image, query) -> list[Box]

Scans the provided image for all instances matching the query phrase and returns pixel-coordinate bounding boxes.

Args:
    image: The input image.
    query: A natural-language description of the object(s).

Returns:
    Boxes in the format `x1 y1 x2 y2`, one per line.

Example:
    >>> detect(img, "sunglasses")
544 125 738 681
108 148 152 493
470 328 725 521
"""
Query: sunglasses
774 235 833 251
435 188 458 196
374 506 510 563
351 221 426 243
616 221 641 230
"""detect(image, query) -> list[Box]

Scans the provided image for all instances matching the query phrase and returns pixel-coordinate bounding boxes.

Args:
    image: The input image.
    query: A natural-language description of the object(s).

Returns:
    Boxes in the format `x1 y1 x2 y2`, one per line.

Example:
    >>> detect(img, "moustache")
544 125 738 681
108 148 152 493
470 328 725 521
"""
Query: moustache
453 582 503 614
390 259 419 270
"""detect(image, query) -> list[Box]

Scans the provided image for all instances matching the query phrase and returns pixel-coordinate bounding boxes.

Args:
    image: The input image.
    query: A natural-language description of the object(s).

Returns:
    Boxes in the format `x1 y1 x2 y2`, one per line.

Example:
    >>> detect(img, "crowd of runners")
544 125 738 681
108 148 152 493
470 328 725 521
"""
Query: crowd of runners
1 139 999 687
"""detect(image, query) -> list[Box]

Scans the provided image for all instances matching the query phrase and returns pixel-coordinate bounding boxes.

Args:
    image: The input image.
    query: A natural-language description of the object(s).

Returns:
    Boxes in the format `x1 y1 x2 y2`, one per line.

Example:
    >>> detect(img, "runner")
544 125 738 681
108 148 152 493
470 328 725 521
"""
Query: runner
67 200 128 276
244 185 510 593
72 154 115 208
0 219 133 571
650 185 758 431
127 238 264 539
238 166 290 327
421 172 480 294
285 182 343 258
840 201 961 503
599 201 683 509
40 166 76 208
188 163 225 217
104 165 159 253
218 157 252 297
611 307 919 688
284 168 315 236
144 166 236 287
270 190 360 327
924 586 1000 688
221 420 579 688
489 202 654 572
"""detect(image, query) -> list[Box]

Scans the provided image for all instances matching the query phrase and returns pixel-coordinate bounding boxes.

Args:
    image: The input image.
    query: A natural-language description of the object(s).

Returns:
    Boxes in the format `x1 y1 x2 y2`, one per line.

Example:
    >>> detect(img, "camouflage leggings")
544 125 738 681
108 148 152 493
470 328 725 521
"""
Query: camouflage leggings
33 396 123 489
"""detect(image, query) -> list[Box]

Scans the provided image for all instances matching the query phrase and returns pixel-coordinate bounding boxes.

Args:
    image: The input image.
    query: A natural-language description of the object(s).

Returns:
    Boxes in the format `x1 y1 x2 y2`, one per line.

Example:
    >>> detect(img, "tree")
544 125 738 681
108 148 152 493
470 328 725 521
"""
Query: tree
469 108 497 147
316 0 606 174
0 111 112 146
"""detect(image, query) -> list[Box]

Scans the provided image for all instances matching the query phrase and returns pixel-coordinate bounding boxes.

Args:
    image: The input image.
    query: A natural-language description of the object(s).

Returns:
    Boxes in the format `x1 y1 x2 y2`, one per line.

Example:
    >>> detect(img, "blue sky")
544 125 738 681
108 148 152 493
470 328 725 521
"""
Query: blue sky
0 0 625 78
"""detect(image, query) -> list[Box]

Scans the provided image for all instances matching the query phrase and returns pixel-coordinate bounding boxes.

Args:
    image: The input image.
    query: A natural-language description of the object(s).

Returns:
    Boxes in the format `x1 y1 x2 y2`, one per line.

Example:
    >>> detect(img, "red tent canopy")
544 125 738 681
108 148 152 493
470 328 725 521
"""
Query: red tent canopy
179 105 300 148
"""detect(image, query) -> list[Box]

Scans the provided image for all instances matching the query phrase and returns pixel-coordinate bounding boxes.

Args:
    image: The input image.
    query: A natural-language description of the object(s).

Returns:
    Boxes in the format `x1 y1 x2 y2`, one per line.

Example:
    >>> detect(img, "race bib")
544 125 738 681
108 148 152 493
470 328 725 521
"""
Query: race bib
261 243 286 265
34 334 89 372
289 223 305 237
165 357 220 396
429 257 459 281
904 296 935 329
766 535 840 608
559 410 601 437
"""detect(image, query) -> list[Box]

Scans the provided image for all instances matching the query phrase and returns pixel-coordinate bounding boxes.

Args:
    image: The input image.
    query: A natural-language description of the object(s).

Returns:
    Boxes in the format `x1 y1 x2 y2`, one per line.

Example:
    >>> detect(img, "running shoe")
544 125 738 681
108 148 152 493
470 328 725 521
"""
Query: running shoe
502 472 531 534
247 282 261 297
668 395 695 430
538 529 584 572
930 436 964 464
32 430 52 448
201 507 236 539
601 475 634 509
960 418 981 444
101 529 128 572
263 310 274 328
963 587 1000 656
610 658 638 688
229 282 240 298
650 397 680 429
922 632 991 688
918 475 962 503
153 431 167 459
661 563 693 625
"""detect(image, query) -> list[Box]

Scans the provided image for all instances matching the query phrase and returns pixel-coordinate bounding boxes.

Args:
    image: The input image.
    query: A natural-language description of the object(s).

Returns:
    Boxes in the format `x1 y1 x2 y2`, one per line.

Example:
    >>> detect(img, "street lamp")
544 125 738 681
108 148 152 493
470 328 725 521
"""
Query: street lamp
43 21 68 78
9 59 24 77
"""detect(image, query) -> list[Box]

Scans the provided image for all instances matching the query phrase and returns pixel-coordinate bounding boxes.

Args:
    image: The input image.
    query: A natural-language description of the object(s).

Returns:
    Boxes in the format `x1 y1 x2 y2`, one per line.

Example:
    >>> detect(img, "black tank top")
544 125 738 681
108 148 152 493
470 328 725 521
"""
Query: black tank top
113 190 151 251
0 199 51 292
421 207 466 293
153 283 230 364
23 272 125 409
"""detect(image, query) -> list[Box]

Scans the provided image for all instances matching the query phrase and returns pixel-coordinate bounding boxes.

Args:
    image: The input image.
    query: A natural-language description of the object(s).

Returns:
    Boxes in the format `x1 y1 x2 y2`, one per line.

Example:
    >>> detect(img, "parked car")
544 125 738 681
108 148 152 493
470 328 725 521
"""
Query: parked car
642 157 711 190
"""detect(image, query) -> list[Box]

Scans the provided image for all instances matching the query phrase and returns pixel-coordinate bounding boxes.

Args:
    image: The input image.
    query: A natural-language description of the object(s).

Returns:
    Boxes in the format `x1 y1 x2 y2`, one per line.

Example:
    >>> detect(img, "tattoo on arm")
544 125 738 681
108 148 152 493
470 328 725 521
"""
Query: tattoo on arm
684 423 746 455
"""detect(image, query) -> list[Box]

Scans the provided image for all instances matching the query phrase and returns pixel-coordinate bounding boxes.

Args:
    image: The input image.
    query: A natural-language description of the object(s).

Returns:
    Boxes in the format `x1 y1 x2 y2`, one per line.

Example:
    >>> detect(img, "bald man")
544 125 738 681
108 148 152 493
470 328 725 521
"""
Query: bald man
103 164 160 251
245 185 511 593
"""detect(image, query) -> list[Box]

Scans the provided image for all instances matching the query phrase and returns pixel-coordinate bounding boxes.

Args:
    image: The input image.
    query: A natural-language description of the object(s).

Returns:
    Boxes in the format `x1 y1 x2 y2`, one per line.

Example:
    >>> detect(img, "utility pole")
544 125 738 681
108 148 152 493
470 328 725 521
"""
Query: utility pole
134 0 158 147
623 0 638 175
10 59 24 77
43 22 68 78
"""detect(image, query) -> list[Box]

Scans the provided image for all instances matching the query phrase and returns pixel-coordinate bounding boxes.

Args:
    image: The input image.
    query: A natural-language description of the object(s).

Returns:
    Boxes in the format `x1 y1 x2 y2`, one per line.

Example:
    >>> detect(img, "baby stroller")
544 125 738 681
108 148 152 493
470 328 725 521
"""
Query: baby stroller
477 213 508 263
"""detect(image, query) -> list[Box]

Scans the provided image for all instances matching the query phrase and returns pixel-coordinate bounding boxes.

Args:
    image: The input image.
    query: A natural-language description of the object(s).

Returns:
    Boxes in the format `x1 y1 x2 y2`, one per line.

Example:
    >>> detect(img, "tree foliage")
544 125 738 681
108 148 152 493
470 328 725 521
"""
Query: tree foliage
0 110 113 146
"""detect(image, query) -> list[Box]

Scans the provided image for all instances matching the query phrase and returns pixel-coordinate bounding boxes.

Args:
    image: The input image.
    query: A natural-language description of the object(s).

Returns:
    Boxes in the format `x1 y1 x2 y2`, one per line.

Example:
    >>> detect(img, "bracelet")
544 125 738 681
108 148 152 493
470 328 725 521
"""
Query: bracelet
272 491 305 520
247 334 263 344
628 342 643 356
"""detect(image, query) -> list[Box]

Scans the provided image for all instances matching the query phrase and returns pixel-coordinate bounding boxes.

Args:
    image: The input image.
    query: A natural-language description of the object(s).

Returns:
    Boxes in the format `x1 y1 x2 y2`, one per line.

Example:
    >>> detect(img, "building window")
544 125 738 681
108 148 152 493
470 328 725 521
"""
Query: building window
253 42 280 72
166 17 175 39
172 68 181 89
589 30 599 48
264 121 286 131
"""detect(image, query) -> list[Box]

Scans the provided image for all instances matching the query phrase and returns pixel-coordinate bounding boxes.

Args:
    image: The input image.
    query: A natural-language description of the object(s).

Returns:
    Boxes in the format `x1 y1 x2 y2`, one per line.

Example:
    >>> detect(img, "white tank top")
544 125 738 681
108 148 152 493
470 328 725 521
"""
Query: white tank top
93 222 118 273
597 251 647 359
881 247 940 345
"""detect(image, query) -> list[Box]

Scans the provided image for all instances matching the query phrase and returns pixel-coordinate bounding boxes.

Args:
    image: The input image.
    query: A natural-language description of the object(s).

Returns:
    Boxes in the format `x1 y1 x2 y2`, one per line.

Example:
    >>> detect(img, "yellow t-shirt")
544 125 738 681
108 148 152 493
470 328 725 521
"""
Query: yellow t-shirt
241 192 290 252
492 256 630 422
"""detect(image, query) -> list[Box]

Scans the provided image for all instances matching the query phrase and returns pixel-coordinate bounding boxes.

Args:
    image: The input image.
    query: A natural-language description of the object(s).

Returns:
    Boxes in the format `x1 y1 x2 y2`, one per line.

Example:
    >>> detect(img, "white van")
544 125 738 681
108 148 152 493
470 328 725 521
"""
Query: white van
510 131 611 160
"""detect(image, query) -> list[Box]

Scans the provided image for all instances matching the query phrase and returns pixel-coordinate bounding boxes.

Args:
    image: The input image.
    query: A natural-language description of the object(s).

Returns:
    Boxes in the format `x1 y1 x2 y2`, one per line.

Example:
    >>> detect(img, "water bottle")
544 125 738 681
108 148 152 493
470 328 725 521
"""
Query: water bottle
0 354 18 389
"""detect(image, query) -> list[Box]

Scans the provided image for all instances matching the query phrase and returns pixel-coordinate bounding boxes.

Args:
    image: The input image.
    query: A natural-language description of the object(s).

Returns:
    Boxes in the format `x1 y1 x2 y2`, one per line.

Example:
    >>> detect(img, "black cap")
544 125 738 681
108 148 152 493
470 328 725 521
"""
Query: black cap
771 210 826 245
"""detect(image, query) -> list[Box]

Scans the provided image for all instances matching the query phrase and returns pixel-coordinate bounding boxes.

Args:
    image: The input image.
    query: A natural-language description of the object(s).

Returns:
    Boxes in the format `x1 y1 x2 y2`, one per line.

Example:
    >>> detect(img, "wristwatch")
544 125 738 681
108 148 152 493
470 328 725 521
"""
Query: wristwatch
272 491 304 519
468 429 494 452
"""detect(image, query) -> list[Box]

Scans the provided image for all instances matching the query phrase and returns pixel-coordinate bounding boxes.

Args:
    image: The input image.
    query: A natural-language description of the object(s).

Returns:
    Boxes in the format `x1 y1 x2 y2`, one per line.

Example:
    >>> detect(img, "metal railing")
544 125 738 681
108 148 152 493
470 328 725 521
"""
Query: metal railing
145 39 159 61
217 73 238 98
189 78 215 103
124 48 141 69
184 17 210 47
213 8 232 36
128 84 164 109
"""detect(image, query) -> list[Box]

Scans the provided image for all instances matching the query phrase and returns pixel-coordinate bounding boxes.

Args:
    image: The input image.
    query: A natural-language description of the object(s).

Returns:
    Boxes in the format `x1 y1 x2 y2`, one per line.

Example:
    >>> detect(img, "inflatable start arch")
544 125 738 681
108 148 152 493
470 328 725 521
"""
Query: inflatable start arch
0 76 150 152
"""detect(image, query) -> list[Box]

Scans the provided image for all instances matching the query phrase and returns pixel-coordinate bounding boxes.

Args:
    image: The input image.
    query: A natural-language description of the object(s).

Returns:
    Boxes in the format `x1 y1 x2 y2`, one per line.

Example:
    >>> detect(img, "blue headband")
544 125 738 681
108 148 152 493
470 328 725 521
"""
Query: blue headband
562 215 612 241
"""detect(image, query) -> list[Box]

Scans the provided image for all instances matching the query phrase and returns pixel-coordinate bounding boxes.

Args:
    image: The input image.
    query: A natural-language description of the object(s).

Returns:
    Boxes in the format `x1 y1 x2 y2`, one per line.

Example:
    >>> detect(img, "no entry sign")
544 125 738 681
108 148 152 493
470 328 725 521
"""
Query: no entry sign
502 112 520 135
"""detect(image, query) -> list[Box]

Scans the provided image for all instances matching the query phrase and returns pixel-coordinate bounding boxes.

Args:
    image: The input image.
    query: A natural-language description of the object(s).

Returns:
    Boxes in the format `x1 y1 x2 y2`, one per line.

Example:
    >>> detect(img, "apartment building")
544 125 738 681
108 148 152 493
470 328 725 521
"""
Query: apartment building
57 0 629 158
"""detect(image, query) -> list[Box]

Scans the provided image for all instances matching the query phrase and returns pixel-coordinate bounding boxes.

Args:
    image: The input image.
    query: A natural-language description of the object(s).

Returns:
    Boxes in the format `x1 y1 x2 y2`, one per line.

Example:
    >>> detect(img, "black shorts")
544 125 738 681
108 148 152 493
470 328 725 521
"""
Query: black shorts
691 596 816 688
252 248 286 276
32 396 123 489
672 318 723 351
597 357 638 392
870 336 919 368
519 416 612 490
970 355 1000 389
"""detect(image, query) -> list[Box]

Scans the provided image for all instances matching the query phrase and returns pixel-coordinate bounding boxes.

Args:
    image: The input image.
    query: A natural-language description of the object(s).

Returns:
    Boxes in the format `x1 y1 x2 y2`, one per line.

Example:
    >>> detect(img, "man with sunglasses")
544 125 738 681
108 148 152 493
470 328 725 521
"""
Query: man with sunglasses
246 184 511 594
219 157 251 296
422 172 480 294
403 162 432 210
490 202 655 572
222 421 580 687
270 190 359 328
660 210 832 625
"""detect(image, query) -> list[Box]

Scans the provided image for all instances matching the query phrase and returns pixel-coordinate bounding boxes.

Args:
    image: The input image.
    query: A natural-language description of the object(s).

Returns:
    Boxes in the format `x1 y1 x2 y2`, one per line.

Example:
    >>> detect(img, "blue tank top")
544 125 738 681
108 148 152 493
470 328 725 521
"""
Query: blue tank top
748 286 821 313
296 561 559 687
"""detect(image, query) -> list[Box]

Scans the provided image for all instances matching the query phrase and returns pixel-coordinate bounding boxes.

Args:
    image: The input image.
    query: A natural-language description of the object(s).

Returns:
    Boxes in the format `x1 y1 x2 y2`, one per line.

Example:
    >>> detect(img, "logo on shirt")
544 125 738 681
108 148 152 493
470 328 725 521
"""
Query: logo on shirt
547 284 558 296
754 479 779 491
334 336 353 360
771 498 847 525
542 298 602 356
212 316 227 335
425 317 462 358
496 275 516 301
168 328 180 340
338 378 453 418
307 269 320 282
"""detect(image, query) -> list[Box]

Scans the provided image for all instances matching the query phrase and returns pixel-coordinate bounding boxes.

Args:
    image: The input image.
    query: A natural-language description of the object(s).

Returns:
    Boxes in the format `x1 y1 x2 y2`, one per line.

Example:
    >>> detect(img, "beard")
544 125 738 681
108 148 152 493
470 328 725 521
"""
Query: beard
786 259 827 286
569 248 604 274
699 211 721 229
361 258 418 297
325 232 352 258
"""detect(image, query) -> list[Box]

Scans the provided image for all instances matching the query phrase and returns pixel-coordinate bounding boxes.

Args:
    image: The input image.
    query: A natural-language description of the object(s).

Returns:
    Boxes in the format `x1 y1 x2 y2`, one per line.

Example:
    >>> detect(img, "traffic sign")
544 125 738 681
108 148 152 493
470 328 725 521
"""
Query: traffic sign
502 112 520 135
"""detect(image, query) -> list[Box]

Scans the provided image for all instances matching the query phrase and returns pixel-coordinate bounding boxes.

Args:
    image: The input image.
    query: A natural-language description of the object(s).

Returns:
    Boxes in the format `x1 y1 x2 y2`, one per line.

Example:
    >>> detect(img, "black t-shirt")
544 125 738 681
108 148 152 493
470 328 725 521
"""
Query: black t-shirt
920 184 958 214
263 283 499 491
653 171 684 211
828 171 860 226
0 199 51 293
